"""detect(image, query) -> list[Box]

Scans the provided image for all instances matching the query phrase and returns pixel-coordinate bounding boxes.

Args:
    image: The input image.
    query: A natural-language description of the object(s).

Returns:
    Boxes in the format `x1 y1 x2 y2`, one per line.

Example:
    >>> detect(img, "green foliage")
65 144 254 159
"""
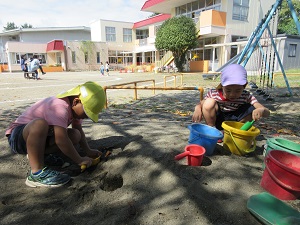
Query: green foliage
3 22 33 31
278 0 300 35
3 22 18 31
148 13 159 18
20 23 33 28
79 41 95 64
79 41 95 54
155 16 198 72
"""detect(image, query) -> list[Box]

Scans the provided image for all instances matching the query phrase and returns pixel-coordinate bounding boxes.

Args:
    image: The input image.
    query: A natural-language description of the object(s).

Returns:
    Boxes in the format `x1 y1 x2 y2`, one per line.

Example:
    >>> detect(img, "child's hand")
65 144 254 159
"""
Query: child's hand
86 149 102 158
252 108 266 120
192 104 202 123
80 156 101 172
79 156 93 168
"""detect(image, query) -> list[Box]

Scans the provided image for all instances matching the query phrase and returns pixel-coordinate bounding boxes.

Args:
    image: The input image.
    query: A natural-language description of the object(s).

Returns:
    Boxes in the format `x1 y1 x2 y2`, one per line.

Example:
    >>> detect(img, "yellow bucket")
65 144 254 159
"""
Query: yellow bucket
221 121 260 156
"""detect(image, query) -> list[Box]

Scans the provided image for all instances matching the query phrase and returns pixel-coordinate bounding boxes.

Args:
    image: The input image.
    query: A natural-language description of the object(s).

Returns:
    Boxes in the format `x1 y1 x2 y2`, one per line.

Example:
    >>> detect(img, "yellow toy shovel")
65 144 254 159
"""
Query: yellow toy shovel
80 156 101 172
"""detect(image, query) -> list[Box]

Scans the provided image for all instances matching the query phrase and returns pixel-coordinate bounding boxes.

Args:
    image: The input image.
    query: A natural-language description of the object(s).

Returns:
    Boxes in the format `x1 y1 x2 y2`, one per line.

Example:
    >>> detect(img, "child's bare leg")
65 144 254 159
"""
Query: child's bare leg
45 128 81 154
202 98 218 127
22 119 49 173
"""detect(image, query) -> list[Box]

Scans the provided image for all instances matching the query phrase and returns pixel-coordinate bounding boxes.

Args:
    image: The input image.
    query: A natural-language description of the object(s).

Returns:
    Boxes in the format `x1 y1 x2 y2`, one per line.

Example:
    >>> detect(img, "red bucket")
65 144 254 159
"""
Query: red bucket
260 150 300 200
174 144 206 166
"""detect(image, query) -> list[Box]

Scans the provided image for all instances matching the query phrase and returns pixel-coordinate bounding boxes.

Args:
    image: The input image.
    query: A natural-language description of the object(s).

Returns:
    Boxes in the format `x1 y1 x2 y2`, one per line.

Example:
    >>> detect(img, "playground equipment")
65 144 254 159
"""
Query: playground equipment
205 0 300 97
237 0 300 96
103 79 204 108
163 73 183 87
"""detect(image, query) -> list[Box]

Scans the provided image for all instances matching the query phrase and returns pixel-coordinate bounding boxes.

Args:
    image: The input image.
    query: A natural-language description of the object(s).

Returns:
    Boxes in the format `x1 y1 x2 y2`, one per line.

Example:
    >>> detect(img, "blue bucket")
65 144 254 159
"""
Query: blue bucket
188 123 223 156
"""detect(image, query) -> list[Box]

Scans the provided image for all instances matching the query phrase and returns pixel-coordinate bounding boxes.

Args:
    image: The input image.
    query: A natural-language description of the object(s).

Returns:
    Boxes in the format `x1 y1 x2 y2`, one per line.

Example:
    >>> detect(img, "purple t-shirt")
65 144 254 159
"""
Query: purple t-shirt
5 96 81 136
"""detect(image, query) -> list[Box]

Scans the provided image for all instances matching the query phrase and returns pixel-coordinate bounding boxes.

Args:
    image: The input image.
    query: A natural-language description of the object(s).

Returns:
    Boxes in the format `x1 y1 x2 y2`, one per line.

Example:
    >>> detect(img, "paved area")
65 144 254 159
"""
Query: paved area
0 71 201 111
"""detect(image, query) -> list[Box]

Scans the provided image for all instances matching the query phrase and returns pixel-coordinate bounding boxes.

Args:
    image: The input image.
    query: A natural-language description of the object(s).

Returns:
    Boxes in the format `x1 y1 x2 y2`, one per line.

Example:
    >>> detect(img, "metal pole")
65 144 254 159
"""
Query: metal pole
134 82 137 100
152 80 155 95
174 75 176 87
241 0 283 67
103 86 204 108
267 26 292 95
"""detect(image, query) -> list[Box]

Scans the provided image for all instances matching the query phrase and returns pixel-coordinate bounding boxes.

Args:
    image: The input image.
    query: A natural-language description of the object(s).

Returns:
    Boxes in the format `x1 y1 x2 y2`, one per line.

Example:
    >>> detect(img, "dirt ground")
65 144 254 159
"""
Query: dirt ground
0 71 299 225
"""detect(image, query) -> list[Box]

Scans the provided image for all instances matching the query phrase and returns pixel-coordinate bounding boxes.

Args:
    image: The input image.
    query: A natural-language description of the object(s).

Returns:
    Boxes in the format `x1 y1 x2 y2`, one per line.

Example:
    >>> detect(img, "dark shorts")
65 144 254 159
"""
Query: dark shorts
7 124 54 154
7 124 27 154
215 103 255 130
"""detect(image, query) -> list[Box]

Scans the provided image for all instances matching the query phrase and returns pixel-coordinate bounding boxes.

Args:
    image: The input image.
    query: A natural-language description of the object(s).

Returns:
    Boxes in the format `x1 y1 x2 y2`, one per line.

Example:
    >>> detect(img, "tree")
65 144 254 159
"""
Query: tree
148 13 159 18
20 23 33 28
155 16 198 72
277 0 300 35
80 41 96 69
3 22 18 31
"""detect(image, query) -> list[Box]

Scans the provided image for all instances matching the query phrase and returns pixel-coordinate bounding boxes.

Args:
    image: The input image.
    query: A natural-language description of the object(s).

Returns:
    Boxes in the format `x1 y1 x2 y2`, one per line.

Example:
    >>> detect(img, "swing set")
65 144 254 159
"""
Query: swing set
237 0 300 99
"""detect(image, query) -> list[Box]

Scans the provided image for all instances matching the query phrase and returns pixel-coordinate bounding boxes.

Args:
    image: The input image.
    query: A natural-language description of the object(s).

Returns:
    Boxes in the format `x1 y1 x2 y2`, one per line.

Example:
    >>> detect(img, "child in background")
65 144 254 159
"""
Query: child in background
192 64 270 130
6 81 106 188
29 55 46 80
100 62 105 76
105 61 110 76
20 55 28 72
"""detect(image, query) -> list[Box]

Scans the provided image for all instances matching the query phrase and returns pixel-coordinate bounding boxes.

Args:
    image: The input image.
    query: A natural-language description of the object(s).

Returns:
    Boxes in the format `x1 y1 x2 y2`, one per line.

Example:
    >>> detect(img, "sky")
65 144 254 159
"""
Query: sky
0 0 152 31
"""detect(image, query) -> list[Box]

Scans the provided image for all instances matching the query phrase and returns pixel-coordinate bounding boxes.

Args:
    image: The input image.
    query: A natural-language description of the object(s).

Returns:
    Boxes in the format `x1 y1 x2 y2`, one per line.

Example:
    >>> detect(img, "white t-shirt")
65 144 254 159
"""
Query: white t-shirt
30 58 40 71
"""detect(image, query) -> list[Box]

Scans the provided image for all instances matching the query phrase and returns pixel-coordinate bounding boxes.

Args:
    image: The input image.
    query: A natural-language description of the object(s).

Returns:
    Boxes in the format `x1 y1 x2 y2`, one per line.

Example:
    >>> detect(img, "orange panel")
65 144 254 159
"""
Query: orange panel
200 10 226 27
212 10 226 27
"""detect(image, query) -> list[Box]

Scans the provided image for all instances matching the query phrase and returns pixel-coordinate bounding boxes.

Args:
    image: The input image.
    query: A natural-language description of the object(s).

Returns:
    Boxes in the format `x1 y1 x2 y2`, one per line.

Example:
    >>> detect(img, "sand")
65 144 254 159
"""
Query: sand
0 71 299 225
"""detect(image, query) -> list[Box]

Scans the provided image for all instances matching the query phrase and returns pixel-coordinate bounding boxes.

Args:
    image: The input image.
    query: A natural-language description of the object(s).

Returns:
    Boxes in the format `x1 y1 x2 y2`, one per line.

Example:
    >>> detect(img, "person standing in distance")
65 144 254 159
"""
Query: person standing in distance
105 61 110 76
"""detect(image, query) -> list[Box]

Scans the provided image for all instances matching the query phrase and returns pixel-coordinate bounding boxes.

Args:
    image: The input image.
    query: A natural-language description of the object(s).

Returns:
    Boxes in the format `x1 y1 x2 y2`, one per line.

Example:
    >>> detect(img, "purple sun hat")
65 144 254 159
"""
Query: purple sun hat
216 64 248 89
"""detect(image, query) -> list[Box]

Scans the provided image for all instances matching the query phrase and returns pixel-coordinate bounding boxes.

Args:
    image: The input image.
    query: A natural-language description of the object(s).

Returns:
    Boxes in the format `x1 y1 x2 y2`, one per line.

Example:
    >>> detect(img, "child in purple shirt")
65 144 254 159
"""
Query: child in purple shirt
6 81 106 188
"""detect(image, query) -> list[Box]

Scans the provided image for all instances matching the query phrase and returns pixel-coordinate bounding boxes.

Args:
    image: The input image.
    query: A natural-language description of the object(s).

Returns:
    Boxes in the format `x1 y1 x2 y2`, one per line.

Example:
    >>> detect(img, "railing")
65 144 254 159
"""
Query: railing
155 51 173 68
103 79 204 108
164 73 183 87
103 80 155 107
139 38 147 46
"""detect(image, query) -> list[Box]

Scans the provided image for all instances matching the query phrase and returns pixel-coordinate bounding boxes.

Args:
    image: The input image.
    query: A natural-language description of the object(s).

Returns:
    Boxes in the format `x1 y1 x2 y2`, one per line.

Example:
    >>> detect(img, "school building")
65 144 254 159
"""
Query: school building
0 0 299 73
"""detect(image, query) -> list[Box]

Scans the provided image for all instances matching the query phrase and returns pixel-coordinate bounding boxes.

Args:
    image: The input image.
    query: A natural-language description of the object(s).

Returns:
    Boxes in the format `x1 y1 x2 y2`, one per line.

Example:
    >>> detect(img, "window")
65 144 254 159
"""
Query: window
56 52 61 65
72 51 76 63
12 53 47 65
38 54 47 64
105 26 116 42
175 0 222 17
96 52 100 63
108 50 133 66
136 29 149 39
232 0 249 21
288 44 297 57
192 1 198 11
123 28 132 42
13 53 21 64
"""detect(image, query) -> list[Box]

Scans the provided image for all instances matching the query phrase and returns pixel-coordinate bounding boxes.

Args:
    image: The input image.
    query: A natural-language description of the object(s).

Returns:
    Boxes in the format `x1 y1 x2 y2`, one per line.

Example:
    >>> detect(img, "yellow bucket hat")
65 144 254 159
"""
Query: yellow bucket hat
57 81 106 122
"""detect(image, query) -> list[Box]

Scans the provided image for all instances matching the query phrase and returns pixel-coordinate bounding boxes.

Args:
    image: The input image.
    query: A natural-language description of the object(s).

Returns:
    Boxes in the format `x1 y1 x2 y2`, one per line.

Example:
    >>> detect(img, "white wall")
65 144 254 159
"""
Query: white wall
222 0 276 40
90 19 134 43
90 20 102 42
19 30 91 43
